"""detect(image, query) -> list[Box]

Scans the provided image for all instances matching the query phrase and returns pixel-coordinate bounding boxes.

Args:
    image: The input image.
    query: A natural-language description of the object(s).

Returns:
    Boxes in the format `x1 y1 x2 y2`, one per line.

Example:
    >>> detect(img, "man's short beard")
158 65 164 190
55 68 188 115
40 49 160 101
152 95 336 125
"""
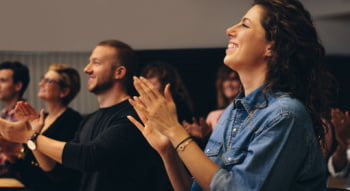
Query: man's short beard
90 80 114 95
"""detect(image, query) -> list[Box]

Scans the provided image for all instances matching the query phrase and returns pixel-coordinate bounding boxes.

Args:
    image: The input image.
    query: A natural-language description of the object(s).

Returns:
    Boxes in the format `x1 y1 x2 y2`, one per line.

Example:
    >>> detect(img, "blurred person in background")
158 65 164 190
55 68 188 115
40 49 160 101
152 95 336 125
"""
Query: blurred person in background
141 60 194 123
12 64 82 191
184 65 241 145
0 61 29 177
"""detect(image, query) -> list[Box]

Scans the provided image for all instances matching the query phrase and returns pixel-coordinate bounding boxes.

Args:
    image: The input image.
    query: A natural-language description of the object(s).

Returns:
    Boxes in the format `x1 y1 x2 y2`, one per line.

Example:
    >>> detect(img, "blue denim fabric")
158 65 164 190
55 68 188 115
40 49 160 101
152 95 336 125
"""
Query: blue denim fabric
191 85 327 191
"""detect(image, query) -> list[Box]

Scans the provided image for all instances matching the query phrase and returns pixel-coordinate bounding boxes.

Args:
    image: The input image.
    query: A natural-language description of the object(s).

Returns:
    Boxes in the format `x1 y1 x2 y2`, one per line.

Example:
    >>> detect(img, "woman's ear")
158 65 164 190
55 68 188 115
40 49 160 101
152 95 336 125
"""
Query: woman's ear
60 88 70 99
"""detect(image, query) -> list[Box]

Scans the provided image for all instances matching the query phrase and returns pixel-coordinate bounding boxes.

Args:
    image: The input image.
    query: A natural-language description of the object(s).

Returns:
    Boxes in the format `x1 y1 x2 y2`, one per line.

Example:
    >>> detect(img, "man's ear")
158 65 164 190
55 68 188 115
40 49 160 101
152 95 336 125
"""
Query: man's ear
114 66 127 80
14 82 23 93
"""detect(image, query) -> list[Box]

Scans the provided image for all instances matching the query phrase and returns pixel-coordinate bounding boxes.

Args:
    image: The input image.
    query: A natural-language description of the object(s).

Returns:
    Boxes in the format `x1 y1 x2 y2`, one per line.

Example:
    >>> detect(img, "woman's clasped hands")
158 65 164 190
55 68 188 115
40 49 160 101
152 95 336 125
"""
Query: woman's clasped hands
0 101 44 143
127 76 188 153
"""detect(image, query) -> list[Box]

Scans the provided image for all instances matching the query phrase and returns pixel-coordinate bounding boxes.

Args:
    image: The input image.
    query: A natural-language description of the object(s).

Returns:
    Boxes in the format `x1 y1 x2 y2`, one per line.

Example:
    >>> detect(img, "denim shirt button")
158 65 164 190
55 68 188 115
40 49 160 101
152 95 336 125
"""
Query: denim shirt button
206 149 210 153
228 157 233 161
233 128 237 132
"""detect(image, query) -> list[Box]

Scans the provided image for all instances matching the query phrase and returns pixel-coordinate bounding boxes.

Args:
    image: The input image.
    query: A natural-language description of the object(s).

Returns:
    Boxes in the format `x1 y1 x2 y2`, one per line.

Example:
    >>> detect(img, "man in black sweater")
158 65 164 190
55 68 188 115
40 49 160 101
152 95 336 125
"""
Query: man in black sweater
0 40 173 191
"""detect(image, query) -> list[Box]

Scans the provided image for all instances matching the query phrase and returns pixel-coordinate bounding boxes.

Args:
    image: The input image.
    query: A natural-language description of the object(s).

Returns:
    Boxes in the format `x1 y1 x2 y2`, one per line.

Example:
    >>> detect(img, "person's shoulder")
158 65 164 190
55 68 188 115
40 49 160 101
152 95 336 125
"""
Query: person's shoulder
66 107 82 116
100 100 138 121
65 107 83 120
208 109 225 117
114 100 136 115
207 109 224 121
276 95 306 112
266 94 308 119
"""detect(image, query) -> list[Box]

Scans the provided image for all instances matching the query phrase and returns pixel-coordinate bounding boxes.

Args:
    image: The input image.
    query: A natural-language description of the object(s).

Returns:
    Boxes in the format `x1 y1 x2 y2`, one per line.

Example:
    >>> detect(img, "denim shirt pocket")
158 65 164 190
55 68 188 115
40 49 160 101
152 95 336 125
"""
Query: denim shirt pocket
222 148 247 166
205 141 223 157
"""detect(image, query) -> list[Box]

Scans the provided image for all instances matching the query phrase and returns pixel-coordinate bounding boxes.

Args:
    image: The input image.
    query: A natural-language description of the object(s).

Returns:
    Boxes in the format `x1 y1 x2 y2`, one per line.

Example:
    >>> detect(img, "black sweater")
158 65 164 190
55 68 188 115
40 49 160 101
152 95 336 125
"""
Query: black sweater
63 100 172 191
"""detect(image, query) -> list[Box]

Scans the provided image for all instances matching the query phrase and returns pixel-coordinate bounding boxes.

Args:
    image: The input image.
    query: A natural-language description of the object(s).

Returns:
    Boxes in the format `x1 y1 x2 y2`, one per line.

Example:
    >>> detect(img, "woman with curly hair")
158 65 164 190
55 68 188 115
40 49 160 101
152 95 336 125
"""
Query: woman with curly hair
128 0 333 190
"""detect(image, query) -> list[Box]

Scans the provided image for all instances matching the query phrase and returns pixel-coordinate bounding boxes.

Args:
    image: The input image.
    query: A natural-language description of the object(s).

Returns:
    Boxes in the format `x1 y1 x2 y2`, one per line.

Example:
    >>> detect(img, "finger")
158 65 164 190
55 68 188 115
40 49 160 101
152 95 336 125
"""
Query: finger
140 76 167 101
127 116 145 133
17 102 31 116
23 102 37 116
129 97 147 113
25 102 38 116
133 96 147 109
129 98 148 123
182 120 189 126
139 76 162 99
14 102 21 113
185 126 192 134
14 102 25 116
199 117 206 125
191 117 196 123
182 121 190 129
133 77 152 104
332 110 340 119
15 101 25 110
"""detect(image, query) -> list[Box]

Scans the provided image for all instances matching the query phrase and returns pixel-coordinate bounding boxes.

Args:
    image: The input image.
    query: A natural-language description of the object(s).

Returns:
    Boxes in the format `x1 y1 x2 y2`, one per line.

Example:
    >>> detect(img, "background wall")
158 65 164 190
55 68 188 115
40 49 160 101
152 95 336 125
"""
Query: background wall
0 0 349 115
0 0 348 54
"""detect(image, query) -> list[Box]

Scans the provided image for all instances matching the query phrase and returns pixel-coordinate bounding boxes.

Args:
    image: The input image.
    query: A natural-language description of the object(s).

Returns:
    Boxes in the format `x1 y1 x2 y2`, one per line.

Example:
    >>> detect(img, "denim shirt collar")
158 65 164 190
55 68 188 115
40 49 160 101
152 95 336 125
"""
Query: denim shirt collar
234 84 269 113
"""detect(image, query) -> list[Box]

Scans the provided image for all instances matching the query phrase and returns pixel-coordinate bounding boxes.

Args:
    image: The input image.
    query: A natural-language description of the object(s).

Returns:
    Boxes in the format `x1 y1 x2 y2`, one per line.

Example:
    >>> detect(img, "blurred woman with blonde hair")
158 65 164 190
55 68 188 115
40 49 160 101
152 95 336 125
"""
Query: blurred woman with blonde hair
14 64 82 191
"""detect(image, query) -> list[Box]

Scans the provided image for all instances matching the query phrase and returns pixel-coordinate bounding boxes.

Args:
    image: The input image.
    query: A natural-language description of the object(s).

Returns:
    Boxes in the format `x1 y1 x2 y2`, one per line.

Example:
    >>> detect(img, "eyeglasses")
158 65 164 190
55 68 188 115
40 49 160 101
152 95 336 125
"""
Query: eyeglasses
40 77 60 85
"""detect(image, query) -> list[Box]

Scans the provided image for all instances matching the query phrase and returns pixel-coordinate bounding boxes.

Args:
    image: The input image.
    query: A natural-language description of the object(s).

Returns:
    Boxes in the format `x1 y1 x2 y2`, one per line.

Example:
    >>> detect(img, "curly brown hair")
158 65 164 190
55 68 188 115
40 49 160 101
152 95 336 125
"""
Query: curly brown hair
253 0 335 146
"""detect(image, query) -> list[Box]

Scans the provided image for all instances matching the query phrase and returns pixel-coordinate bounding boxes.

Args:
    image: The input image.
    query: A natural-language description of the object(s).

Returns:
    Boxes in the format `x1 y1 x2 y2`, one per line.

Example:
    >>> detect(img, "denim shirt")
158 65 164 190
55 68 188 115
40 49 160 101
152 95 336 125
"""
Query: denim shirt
191 85 327 191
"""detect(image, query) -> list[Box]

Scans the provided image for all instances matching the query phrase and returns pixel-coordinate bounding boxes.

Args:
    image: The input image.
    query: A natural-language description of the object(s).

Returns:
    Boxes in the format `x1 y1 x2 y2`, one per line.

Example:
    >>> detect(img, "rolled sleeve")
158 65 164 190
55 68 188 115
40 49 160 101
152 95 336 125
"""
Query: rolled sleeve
328 155 350 177
210 168 231 191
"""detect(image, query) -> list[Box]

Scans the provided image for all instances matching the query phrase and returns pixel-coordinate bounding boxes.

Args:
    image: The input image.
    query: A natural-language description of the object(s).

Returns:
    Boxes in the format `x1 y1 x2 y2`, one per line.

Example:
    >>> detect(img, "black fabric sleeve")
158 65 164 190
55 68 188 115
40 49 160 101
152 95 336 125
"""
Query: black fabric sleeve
62 117 149 171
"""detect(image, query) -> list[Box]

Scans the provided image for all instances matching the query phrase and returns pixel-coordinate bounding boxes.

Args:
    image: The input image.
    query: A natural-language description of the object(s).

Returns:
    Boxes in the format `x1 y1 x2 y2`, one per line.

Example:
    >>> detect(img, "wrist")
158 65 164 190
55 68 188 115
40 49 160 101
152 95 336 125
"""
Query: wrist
168 124 190 148
27 131 41 151
159 144 177 160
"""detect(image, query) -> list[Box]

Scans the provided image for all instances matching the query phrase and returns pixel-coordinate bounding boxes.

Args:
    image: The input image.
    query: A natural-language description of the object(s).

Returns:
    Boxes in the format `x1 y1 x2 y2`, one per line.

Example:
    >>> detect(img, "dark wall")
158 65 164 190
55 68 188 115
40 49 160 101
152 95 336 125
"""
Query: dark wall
137 48 226 117
137 48 350 116
326 55 350 111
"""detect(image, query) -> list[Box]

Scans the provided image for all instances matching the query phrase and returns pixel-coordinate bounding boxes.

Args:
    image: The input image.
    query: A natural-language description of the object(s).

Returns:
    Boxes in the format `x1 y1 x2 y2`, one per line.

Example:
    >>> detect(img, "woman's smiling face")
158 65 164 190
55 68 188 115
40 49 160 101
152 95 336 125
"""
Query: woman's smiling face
224 5 272 72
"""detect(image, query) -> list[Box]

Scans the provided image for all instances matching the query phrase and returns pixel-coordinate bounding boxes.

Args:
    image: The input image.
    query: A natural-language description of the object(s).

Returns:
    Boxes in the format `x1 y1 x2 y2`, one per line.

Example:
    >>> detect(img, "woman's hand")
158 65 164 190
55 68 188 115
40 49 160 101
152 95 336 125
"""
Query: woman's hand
15 101 45 132
15 101 39 121
128 96 172 155
183 117 212 139
133 76 181 137
331 108 350 147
